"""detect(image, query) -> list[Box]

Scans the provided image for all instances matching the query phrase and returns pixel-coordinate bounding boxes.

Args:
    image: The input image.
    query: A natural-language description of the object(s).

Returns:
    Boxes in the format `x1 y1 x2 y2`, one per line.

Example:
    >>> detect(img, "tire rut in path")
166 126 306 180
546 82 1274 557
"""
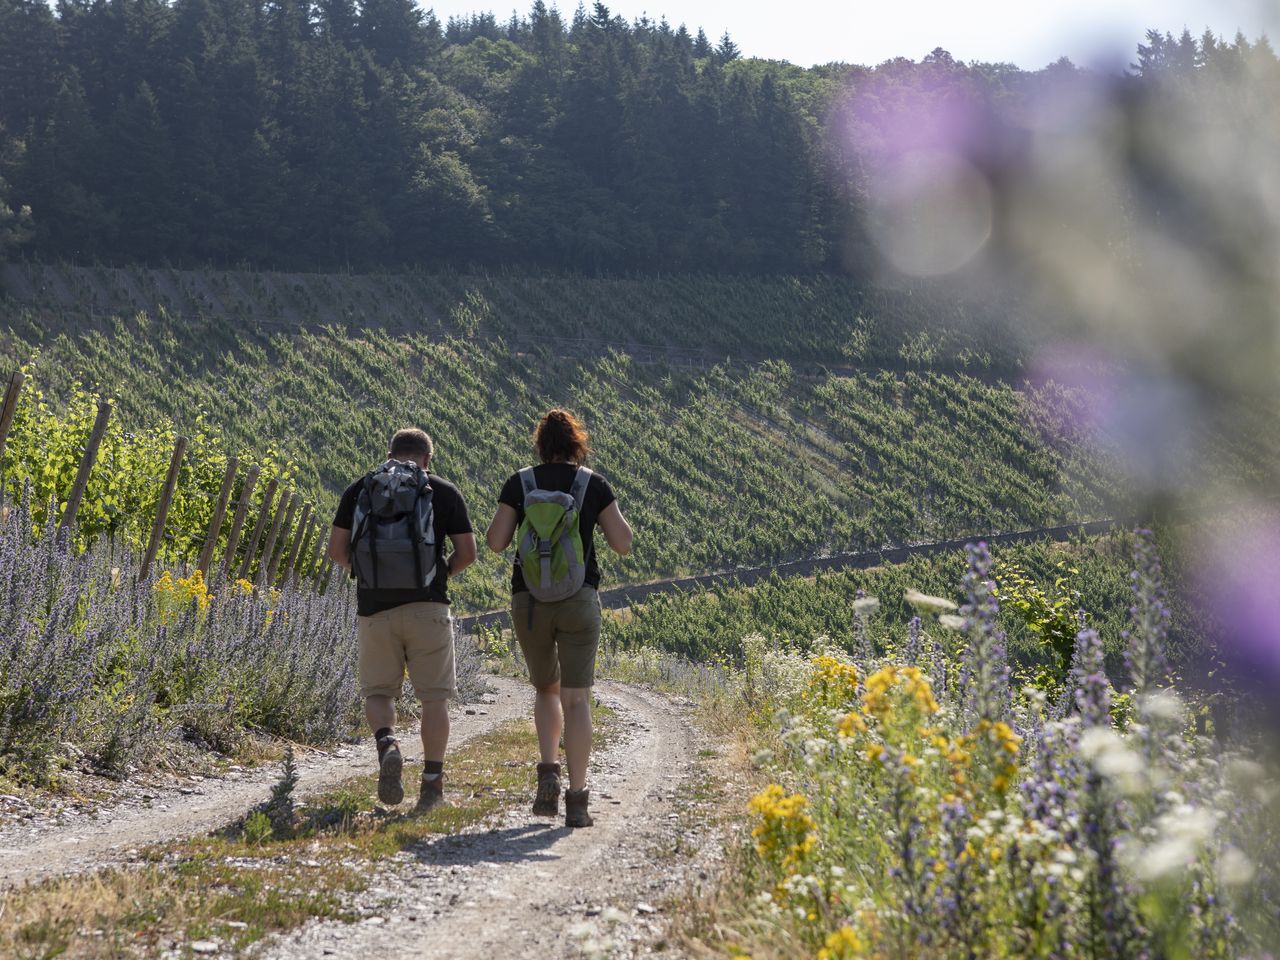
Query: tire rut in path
0 676 531 890
264 682 702 960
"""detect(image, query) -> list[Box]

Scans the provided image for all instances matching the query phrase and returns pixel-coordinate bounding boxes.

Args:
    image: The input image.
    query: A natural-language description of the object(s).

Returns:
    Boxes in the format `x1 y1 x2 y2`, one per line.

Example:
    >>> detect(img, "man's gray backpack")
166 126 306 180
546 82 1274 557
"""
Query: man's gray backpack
351 460 436 591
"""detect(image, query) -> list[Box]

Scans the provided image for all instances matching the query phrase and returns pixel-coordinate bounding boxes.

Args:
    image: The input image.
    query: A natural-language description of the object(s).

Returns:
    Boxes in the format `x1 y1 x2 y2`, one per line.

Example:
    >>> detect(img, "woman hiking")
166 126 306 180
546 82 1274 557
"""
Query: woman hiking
485 409 632 828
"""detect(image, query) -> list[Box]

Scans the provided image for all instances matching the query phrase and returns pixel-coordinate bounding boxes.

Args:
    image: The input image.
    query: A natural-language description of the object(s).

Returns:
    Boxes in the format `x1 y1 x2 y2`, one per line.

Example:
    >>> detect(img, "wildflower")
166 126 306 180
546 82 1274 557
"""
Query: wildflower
1139 688 1184 725
903 615 923 665
1067 628 1110 727
837 712 867 736
1124 529 1171 694
852 596 880 616
747 785 817 886
817 925 863 960
959 543 1010 721
905 588 958 614
938 614 966 631
805 656 860 709
1217 845 1255 887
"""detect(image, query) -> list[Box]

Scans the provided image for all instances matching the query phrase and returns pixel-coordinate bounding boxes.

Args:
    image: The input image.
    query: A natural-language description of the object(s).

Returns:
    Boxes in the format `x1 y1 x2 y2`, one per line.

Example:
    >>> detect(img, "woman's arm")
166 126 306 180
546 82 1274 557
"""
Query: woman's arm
485 503 518 553
598 501 633 556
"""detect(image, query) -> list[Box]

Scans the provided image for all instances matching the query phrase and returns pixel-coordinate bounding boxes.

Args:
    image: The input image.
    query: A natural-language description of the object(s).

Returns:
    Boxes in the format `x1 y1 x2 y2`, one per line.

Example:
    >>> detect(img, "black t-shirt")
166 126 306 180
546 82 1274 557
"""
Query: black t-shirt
332 473 472 616
498 464 616 595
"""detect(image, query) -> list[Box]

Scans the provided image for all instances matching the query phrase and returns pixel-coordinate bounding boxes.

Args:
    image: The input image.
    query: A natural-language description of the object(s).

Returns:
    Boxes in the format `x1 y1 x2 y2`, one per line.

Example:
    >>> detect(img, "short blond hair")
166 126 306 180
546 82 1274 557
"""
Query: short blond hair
389 428 434 462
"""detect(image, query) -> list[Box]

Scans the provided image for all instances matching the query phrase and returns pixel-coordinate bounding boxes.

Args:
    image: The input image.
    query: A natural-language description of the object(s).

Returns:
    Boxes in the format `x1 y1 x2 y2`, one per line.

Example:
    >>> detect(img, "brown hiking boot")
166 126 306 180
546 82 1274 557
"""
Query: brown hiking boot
564 787 593 828
376 735 404 806
532 762 562 817
416 772 447 812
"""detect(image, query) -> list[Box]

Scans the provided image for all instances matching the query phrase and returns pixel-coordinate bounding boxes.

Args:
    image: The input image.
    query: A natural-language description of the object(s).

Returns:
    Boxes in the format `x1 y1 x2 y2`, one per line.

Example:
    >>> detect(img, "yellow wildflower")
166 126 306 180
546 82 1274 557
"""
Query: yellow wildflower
837 711 868 737
817 926 864 960
805 656 860 709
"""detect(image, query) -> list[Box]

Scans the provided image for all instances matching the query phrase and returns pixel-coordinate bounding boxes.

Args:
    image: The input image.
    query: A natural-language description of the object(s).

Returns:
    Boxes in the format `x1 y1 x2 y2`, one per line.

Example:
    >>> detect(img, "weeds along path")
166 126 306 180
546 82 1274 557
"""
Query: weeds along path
263 682 713 960
0 677 532 890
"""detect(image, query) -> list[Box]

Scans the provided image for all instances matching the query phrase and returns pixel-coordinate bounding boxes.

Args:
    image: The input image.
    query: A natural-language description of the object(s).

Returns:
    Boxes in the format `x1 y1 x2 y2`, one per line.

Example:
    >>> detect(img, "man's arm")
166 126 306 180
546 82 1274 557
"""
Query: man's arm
446 532 477 576
327 525 352 571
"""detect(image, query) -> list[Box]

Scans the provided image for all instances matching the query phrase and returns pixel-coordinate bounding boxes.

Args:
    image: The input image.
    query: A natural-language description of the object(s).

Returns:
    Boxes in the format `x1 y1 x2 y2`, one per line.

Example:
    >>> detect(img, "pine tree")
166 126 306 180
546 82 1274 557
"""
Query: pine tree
715 31 739 62
692 26 711 59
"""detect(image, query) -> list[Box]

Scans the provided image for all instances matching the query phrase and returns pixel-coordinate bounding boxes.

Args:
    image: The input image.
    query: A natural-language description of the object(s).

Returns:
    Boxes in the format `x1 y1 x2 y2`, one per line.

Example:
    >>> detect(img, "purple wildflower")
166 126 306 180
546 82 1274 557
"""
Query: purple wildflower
1124 529 1170 694
960 542 1010 721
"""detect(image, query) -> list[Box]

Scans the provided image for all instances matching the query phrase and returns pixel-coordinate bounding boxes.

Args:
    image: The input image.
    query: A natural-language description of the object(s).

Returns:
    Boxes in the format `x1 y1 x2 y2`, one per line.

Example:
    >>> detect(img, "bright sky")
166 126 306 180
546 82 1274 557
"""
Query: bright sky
424 0 1277 69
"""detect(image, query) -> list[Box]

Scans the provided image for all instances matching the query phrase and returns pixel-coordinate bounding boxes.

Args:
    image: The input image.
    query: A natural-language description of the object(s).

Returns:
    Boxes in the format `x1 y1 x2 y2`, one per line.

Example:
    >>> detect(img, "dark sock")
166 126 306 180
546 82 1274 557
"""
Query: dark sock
423 760 444 776
375 728 394 758
537 762 561 775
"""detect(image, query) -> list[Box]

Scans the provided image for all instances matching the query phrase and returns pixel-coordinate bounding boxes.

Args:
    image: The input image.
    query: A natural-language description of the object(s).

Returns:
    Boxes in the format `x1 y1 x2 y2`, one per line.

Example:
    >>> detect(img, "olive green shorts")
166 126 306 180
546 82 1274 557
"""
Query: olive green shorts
357 601 456 702
511 587 601 689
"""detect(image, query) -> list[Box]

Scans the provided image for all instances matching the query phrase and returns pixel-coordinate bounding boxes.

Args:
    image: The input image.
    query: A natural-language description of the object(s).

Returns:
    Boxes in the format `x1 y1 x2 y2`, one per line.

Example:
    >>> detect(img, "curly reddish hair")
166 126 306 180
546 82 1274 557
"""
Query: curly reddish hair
533 408 591 465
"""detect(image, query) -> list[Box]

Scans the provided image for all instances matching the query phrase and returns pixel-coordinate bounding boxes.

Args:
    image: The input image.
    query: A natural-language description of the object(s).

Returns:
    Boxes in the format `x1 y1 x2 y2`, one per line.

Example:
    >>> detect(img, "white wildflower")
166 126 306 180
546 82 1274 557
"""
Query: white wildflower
1158 804 1216 845
938 614 967 631
1135 837 1196 882
904 588 958 613
1078 726 1125 762
1225 757 1265 787
1217 846 1256 888
1140 690 1185 724
853 596 881 615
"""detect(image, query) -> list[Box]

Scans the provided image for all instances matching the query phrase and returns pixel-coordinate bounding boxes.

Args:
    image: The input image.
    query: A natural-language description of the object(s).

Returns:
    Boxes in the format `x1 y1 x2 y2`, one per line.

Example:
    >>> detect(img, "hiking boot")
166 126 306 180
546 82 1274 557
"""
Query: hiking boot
376 735 404 806
564 787 593 828
532 762 562 817
416 772 447 812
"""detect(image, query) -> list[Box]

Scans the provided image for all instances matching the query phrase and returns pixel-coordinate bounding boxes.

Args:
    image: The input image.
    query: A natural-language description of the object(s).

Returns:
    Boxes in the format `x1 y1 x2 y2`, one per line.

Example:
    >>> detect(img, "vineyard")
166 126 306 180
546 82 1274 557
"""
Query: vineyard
0 266 1126 612
0 262 1030 371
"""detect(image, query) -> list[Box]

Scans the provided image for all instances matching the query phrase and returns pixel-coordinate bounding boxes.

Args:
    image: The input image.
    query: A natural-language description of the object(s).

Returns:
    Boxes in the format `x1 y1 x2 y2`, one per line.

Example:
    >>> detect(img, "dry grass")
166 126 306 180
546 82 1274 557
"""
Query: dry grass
1 705 616 959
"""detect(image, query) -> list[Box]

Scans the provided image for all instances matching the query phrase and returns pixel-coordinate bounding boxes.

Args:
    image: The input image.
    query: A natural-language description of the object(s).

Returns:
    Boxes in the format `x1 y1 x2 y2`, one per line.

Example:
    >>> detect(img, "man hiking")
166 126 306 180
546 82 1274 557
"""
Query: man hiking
485 408 632 828
328 428 476 811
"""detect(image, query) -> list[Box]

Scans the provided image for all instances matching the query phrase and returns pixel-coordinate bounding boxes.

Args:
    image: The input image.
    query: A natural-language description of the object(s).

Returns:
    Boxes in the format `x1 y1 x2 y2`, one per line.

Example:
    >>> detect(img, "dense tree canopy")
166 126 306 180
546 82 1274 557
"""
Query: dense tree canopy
0 3 1273 273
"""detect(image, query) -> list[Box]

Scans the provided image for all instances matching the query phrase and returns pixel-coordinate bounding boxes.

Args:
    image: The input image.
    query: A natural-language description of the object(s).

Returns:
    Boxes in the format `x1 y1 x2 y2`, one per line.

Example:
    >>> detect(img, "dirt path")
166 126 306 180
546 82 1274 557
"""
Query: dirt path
262 681 722 960
0 677 531 890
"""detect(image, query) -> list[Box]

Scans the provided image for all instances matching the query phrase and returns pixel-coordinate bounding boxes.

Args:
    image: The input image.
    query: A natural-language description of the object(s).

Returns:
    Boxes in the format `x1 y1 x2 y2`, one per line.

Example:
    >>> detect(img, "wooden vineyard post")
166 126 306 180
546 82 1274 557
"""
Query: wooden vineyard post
0 370 25 514
0 370 24 472
266 495 301 586
140 436 188 580
257 490 294 586
304 517 327 584
197 457 239 576
59 400 112 535
220 464 260 580
237 477 278 581
279 504 312 587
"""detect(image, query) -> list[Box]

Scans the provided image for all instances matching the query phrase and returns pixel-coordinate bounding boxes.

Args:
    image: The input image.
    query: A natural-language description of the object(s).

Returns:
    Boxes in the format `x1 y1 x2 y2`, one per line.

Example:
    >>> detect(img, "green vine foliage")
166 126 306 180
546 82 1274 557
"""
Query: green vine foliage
1 366 297 573
994 558 1083 698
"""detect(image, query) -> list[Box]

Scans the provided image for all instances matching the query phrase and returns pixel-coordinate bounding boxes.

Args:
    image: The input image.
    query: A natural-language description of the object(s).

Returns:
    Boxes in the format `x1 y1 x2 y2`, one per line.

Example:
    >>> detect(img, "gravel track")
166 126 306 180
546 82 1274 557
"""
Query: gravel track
262 681 719 960
0 676 531 889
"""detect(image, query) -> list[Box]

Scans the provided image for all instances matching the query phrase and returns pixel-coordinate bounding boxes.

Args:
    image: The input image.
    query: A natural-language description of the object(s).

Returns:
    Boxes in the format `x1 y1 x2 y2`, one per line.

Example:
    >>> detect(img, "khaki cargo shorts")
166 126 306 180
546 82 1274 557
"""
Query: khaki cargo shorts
357 601 456 702
512 587 601 689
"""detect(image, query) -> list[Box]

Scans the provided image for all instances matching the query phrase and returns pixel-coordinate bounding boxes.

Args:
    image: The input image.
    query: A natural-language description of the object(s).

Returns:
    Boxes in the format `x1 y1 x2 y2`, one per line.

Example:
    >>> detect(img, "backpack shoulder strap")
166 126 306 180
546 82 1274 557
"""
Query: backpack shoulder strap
568 466 593 512
518 466 538 500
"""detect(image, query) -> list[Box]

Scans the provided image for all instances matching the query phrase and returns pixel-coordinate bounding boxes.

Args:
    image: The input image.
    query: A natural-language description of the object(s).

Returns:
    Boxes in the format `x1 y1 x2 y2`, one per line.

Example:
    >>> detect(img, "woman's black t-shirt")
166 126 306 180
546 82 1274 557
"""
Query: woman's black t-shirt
497 464 616 595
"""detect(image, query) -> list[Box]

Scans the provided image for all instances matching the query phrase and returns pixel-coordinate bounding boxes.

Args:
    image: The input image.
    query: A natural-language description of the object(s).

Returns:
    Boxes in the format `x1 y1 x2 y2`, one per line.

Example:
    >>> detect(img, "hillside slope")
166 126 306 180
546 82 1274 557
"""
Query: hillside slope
1 265 1118 610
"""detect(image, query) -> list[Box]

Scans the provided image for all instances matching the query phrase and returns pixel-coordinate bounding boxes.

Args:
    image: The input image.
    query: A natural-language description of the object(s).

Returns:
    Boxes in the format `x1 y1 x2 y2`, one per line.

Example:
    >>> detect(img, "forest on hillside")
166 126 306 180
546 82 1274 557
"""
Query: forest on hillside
0 0 1275 273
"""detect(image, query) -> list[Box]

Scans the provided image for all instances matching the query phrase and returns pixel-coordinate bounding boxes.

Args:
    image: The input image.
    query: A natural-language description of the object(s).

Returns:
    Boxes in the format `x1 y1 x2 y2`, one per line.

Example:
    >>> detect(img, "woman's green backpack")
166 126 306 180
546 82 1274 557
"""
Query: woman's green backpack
516 466 592 602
